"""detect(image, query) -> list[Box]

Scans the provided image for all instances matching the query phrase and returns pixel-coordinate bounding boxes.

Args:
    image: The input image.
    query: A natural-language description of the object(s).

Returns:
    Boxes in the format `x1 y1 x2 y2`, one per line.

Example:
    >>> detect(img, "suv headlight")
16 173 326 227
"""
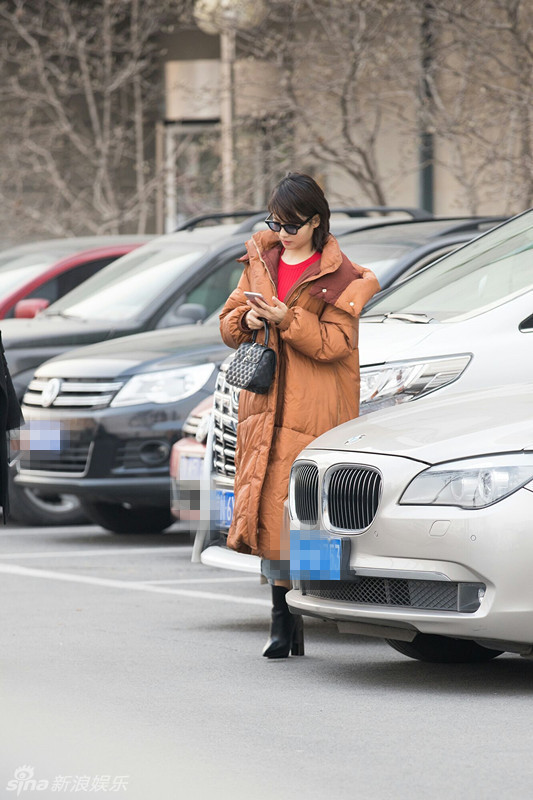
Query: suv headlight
111 364 215 407
400 453 533 509
359 355 471 415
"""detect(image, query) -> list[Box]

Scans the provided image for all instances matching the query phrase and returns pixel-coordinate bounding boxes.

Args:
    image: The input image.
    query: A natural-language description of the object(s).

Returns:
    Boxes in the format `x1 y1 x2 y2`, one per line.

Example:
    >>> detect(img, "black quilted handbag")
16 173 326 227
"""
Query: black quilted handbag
225 319 276 394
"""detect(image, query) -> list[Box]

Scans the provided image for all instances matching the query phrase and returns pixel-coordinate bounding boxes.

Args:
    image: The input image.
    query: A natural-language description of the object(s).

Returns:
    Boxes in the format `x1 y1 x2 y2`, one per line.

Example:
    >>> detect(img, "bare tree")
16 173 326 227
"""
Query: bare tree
0 0 193 238
234 0 420 207
423 0 533 213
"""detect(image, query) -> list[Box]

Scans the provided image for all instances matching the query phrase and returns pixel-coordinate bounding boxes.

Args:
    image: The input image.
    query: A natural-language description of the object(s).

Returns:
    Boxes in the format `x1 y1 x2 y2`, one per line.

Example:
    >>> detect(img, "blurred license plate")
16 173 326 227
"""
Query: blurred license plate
179 455 203 480
290 531 351 580
216 490 234 529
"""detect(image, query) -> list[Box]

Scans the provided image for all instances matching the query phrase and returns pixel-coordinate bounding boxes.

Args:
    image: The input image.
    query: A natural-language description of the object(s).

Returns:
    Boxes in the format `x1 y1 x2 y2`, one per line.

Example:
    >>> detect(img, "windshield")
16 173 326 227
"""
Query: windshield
45 245 207 321
363 212 533 322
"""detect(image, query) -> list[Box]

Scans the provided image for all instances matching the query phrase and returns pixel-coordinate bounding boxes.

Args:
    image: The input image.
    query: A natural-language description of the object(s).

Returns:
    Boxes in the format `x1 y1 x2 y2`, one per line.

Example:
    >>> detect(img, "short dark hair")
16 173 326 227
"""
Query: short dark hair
268 172 330 251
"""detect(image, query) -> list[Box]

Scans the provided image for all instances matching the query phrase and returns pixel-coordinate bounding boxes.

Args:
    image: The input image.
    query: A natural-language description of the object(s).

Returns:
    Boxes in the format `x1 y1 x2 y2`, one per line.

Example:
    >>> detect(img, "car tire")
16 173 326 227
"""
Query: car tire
9 471 88 526
385 634 504 663
80 500 174 534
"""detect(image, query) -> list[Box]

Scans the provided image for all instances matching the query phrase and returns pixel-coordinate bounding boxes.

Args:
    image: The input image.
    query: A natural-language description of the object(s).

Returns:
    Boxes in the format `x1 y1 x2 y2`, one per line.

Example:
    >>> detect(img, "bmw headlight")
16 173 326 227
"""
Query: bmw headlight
111 364 215 407
359 355 471 415
400 453 533 509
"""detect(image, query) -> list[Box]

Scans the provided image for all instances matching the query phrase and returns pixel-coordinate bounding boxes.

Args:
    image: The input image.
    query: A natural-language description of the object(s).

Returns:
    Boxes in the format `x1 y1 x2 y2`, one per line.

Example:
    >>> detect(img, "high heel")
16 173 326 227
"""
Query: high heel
263 585 305 658
291 614 305 656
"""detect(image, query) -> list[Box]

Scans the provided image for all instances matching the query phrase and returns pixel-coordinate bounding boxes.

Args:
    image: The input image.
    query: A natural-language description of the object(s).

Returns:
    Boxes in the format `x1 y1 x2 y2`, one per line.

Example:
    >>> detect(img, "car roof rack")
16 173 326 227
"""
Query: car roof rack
330 206 432 220
174 205 433 234
174 211 264 232
429 216 508 236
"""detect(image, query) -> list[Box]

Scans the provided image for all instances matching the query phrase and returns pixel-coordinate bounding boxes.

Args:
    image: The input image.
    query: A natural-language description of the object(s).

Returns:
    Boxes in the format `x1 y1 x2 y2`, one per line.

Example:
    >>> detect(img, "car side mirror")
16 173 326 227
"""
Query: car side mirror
174 303 207 325
14 298 50 319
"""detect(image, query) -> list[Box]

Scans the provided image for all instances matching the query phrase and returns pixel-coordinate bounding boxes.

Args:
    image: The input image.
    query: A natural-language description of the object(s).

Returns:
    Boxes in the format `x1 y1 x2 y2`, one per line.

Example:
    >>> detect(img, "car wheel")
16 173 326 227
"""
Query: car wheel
80 500 174 534
9 473 88 526
385 634 504 663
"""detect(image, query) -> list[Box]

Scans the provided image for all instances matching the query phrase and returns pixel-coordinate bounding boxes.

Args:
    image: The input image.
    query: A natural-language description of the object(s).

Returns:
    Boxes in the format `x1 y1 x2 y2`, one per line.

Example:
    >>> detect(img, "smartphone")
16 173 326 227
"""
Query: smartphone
243 291 266 306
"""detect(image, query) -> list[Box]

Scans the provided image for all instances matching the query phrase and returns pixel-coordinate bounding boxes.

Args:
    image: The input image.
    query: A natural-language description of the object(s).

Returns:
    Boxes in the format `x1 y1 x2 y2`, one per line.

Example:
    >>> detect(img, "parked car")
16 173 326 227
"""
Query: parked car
169 397 212 523
194 210 527 571
15 320 231 533
286 382 533 663
0 236 151 319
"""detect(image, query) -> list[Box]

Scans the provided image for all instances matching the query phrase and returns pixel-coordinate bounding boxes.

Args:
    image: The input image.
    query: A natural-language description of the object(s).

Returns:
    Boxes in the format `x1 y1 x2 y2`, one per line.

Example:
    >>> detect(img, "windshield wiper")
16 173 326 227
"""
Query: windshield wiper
386 312 434 323
43 310 83 320
361 313 388 322
362 311 434 323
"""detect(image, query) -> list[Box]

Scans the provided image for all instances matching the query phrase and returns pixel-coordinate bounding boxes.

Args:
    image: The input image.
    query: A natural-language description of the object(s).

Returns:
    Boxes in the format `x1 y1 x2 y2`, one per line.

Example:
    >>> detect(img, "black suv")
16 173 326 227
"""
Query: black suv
16 320 229 533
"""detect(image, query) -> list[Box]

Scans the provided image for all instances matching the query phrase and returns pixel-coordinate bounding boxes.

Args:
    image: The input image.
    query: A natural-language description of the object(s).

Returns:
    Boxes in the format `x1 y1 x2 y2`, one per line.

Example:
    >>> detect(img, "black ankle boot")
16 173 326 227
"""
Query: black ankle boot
262 585 305 658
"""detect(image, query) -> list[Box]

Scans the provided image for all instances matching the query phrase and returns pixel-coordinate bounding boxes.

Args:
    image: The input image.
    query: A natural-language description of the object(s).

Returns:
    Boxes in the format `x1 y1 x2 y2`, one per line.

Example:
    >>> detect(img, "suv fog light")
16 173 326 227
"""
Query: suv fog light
478 587 486 603
139 441 170 466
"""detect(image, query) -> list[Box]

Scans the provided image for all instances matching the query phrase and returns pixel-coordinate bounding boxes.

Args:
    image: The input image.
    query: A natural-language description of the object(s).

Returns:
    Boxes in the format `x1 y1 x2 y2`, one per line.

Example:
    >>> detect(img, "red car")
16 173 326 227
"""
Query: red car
0 236 152 319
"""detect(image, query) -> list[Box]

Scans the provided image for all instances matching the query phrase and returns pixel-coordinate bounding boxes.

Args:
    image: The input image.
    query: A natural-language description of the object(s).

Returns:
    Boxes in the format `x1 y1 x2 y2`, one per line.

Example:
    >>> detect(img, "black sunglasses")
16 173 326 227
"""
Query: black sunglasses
265 214 315 236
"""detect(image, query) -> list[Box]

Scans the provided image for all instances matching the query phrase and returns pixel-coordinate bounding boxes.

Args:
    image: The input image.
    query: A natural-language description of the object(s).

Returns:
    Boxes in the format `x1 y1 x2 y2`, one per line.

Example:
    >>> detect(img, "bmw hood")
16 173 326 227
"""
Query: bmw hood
306 384 533 464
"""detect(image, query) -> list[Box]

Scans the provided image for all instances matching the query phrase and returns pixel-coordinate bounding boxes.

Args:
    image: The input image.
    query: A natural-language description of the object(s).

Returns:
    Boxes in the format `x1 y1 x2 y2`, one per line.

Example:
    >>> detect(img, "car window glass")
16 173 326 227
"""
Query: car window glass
46 247 206 321
364 213 533 322
183 257 243 317
56 257 117 296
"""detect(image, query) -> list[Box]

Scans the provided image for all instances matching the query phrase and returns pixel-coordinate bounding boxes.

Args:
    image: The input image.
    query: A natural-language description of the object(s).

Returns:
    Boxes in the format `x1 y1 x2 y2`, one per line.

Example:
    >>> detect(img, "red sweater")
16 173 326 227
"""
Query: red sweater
277 250 321 303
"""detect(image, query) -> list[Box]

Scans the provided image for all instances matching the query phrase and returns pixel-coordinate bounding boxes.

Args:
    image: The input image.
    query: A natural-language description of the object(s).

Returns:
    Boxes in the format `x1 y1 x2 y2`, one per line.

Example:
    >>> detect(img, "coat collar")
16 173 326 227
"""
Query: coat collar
243 230 346 285
238 229 371 314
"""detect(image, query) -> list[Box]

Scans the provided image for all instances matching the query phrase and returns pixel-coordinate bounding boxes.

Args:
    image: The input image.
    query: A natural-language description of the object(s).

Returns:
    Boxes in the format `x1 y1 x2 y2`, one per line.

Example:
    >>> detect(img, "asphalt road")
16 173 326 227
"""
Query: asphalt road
2 522 533 800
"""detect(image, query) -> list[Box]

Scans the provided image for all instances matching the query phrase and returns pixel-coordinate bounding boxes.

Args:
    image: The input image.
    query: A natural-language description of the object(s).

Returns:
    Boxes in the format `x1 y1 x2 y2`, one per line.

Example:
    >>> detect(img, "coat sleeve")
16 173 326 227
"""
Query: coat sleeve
219 267 254 349
276 268 380 362
276 303 356 362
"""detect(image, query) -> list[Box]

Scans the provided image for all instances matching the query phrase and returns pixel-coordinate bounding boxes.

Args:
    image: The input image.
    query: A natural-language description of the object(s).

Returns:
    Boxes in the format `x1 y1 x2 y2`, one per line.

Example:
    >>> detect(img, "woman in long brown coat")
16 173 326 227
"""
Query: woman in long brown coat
219 173 380 658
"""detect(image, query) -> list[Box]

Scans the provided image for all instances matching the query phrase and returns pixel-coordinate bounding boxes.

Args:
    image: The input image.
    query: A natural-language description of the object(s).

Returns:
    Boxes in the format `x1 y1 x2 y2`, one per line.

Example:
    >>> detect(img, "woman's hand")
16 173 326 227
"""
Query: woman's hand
247 296 288 326
244 305 265 330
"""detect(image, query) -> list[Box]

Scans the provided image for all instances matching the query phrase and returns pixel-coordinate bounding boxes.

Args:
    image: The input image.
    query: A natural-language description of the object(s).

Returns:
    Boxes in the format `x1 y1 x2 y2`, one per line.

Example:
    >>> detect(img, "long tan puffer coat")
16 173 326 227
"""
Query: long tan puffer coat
219 229 380 559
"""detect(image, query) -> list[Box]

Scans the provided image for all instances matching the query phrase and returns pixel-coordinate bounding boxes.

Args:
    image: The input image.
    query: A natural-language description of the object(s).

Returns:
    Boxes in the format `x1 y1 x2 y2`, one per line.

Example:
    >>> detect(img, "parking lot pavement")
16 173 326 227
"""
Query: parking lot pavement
3 524 533 800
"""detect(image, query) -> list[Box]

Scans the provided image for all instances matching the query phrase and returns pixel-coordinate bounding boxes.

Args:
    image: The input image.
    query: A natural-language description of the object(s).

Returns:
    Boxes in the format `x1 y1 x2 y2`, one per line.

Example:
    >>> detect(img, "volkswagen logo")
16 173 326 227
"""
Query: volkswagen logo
41 378 62 408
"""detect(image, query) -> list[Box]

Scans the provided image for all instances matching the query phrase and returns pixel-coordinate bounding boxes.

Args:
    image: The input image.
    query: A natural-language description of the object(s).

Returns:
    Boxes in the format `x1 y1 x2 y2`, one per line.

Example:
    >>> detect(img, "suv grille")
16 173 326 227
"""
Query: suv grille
24 377 125 409
212 360 239 477
303 578 483 613
325 466 381 531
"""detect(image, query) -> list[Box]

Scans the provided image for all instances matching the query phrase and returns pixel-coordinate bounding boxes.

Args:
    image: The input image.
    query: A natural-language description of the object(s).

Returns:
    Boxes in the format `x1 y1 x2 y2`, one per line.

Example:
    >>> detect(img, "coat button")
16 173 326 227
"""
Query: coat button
322 288 327 293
